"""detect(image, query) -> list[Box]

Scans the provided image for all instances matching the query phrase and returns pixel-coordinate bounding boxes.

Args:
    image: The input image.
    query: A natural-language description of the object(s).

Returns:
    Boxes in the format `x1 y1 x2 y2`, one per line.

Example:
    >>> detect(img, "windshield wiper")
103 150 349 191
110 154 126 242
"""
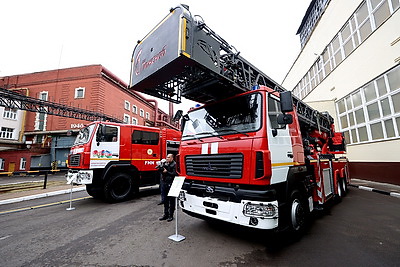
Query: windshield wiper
184 134 204 142
184 131 223 141
216 129 249 137
199 131 223 139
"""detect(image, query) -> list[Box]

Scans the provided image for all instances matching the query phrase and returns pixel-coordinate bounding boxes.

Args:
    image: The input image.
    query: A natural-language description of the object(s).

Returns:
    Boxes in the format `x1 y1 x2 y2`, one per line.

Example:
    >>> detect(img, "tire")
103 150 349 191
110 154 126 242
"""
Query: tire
335 179 343 203
104 172 136 203
86 184 104 199
341 178 348 196
288 191 308 234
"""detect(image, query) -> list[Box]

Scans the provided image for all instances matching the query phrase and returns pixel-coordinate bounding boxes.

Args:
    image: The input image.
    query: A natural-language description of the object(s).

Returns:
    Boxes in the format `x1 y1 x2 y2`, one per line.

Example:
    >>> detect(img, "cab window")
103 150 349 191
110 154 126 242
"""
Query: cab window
132 130 159 145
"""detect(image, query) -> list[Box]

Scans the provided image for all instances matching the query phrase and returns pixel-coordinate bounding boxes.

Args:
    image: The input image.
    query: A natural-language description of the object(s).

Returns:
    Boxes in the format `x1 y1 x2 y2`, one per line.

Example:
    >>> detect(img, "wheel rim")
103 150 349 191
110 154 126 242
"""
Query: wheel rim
111 176 131 198
337 181 342 198
291 199 304 231
342 179 347 193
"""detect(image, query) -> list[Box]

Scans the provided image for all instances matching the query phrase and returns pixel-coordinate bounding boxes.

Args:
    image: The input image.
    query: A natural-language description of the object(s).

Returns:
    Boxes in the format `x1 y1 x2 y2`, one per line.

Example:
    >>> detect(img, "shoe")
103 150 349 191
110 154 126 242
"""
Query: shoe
157 201 165 205
159 215 169 221
167 217 173 222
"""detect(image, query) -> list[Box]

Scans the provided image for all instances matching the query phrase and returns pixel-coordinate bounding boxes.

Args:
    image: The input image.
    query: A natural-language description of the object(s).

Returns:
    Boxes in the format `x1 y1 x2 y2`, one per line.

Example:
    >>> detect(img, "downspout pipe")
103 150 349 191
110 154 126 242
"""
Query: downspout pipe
139 94 179 131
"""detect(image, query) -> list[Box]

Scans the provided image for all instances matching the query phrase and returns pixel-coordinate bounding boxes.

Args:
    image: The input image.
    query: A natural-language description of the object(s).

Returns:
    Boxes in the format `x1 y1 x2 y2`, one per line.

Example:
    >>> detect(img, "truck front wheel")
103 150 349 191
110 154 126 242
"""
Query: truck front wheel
86 184 104 199
288 191 308 234
104 172 136 203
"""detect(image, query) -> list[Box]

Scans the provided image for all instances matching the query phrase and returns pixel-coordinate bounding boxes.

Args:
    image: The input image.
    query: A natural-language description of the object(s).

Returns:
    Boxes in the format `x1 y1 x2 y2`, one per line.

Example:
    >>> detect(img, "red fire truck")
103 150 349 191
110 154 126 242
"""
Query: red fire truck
67 121 181 202
129 5 350 233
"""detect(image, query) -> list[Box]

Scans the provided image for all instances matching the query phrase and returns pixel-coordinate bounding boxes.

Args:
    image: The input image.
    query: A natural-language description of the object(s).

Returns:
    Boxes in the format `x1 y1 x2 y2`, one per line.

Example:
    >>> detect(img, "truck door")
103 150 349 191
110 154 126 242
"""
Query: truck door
90 124 120 169
266 95 293 184
131 130 160 171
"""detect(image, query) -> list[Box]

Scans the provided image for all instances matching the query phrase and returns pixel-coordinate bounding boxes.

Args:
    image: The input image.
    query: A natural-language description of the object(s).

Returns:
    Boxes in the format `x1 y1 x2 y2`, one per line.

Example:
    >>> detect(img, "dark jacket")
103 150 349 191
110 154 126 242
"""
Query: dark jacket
160 161 177 184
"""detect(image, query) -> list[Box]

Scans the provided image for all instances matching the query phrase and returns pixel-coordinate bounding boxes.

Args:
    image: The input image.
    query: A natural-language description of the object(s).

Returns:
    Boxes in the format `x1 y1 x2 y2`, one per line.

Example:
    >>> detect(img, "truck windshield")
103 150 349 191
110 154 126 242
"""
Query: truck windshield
182 93 262 140
74 124 95 145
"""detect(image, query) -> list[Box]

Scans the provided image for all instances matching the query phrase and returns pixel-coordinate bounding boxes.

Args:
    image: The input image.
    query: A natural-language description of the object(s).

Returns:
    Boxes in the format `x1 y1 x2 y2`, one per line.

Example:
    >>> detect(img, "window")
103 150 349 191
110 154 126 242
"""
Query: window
123 114 130 124
132 117 138 125
75 87 85 98
35 91 48 131
3 108 17 120
0 158 4 170
392 0 400 10
140 109 144 117
132 105 138 114
132 130 159 145
336 65 400 144
0 127 14 139
124 101 131 111
20 158 26 170
298 0 330 47
39 91 48 101
387 66 400 92
145 112 150 120
97 125 118 142
268 95 283 129
372 0 390 28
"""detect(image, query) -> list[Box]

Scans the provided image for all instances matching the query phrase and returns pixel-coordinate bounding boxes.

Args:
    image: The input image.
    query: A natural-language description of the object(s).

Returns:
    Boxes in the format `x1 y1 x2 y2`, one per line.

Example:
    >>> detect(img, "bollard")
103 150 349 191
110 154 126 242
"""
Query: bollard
43 171 48 189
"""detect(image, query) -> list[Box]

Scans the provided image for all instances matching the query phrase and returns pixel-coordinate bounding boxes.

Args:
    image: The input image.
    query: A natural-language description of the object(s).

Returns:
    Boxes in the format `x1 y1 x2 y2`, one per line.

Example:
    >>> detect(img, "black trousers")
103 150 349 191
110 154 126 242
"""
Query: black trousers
163 183 175 217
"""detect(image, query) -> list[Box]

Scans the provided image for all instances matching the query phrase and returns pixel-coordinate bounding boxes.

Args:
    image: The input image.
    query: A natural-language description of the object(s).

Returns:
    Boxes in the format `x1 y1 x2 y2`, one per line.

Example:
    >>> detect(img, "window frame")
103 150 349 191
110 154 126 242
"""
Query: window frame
74 87 85 99
336 65 400 145
123 114 130 124
124 100 131 111
20 157 26 170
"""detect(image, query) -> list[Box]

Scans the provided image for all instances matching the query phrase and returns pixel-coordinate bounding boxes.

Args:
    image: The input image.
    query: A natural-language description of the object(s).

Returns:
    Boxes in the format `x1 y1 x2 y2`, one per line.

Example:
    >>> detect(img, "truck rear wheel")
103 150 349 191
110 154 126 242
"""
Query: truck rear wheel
335 179 343 203
104 172 136 203
341 177 348 196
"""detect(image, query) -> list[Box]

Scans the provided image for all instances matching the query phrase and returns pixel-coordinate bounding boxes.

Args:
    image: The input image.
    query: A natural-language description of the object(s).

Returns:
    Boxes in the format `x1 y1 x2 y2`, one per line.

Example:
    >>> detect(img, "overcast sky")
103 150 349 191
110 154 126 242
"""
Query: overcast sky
0 0 310 113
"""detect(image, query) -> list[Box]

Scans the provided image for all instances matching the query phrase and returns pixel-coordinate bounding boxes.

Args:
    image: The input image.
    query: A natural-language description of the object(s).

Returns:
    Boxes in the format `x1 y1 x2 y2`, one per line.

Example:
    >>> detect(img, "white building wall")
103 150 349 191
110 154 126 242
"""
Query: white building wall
0 106 25 142
283 0 400 164
284 0 362 90
283 0 400 184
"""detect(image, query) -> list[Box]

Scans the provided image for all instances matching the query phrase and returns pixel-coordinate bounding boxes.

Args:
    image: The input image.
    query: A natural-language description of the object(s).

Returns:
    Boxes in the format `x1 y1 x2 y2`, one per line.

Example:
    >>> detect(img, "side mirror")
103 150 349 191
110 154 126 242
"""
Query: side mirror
96 124 104 144
173 110 183 122
277 114 293 125
280 91 293 113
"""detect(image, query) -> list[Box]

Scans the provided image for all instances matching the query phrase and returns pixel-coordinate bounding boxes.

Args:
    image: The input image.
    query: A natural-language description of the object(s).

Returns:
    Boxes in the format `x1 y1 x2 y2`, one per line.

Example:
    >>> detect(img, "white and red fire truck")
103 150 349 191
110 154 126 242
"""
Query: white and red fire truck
67 121 180 202
129 5 350 233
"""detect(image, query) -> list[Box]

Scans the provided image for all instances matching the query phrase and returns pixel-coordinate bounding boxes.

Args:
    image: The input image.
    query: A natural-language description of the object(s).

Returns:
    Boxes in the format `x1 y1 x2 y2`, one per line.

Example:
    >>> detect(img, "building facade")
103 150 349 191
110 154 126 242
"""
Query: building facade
283 0 400 184
0 65 177 172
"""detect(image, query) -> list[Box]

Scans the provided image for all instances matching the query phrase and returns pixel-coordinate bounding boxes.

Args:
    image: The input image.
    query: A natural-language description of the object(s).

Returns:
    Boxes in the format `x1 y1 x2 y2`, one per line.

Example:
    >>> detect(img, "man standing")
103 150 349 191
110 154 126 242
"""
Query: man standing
158 154 177 222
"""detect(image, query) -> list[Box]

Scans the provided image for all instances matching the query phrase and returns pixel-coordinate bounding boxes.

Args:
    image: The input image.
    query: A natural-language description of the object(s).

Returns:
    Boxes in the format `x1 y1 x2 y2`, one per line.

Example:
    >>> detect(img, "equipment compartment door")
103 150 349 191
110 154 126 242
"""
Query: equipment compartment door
322 168 333 197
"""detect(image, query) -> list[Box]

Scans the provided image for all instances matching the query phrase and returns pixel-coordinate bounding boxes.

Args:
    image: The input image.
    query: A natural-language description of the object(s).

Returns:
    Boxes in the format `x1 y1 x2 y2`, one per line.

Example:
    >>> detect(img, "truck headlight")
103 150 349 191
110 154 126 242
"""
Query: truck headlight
243 202 278 218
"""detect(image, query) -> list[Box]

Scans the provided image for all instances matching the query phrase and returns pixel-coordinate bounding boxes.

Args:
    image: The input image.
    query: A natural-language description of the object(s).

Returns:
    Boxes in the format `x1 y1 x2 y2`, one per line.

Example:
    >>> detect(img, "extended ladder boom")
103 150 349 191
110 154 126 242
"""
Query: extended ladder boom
129 5 333 133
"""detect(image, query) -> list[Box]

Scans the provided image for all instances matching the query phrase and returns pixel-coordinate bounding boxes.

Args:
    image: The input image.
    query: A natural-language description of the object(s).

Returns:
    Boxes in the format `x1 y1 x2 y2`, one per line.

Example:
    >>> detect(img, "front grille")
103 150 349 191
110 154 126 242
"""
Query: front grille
185 153 243 179
69 154 81 166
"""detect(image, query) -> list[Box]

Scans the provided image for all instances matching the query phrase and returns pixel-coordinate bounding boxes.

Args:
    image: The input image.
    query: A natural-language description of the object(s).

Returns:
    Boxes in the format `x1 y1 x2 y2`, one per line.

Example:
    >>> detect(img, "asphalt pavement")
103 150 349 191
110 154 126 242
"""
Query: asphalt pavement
0 172 399 206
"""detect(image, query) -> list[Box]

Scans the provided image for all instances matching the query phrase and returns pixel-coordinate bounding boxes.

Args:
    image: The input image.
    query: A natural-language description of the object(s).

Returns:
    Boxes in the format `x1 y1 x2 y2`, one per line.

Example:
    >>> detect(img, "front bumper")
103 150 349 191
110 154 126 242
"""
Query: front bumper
179 190 279 230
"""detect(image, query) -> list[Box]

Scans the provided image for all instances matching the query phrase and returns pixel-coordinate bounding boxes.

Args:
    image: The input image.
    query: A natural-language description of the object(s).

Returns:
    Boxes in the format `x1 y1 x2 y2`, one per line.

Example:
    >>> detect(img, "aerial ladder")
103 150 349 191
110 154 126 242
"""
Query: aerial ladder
129 4 334 135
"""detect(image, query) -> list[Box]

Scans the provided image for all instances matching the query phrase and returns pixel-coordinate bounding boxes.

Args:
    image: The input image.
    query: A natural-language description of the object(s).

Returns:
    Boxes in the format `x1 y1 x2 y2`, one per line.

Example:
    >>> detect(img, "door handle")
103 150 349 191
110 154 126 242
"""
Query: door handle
287 152 294 158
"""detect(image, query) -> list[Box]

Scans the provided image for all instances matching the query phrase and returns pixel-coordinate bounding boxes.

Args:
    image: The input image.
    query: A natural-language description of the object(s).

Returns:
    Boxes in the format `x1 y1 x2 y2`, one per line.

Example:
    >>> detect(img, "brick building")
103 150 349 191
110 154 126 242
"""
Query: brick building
0 65 178 172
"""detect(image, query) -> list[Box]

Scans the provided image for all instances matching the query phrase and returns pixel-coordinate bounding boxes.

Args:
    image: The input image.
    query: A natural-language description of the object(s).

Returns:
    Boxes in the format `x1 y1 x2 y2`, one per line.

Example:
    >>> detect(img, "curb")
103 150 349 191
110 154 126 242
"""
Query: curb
0 186 86 205
349 184 400 198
